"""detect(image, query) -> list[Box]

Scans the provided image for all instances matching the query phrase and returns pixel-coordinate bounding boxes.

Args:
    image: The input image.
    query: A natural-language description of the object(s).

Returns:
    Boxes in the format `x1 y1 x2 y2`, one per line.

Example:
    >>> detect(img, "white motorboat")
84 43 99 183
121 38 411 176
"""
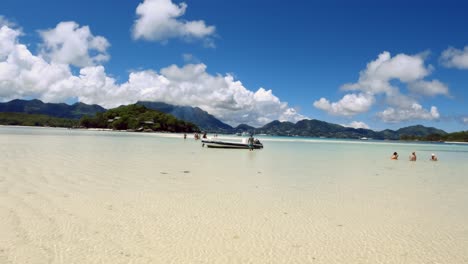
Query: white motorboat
202 138 263 149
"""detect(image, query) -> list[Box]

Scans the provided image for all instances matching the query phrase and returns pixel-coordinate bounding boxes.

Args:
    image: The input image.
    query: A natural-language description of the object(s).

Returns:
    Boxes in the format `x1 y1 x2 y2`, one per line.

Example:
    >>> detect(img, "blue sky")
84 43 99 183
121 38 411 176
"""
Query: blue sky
1 0 467 131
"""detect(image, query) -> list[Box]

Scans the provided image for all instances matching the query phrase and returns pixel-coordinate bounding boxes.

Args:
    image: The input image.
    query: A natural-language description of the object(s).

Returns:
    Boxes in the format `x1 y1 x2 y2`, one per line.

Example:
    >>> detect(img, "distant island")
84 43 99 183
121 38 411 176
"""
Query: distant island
79 104 199 133
0 99 467 142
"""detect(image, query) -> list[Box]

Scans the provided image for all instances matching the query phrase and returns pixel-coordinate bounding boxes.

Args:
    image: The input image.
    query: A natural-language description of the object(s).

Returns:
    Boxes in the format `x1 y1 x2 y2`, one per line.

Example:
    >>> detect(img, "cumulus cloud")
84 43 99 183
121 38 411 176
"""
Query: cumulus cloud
341 51 431 94
340 51 443 97
463 117 468 125
383 88 418 109
115 64 306 126
132 0 215 46
0 25 21 60
314 51 447 123
377 104 440 123
39 21 110 67
342 121 370 129
0 24 303 127
0 16 16 28
0 25 77 101
313 93 375 116
440 46 468 69
182 53 200 63
407 80 449 97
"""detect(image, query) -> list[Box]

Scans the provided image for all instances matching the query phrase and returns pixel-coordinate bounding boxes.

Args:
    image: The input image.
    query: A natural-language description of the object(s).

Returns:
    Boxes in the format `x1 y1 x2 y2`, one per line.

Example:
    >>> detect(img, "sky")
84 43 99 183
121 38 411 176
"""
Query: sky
1 0 468 132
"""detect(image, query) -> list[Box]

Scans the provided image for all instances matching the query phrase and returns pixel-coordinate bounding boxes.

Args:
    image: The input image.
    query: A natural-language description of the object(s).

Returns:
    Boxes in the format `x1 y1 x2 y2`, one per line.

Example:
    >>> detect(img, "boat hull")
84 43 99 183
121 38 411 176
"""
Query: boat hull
202 139 263 149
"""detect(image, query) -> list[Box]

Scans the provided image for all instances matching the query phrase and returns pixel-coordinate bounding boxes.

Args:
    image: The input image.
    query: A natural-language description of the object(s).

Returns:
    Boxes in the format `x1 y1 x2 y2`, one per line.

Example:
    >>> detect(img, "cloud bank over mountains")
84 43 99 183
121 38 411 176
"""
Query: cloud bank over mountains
314 51 448 123
0 21 303 127
342 121 370 129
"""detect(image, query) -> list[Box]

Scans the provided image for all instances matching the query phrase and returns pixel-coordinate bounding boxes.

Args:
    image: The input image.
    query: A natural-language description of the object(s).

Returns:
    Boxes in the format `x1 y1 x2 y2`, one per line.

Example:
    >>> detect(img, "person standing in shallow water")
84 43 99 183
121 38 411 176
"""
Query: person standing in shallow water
430 153 438 161
391 152 399 160
248 135 254 151
409 152 417 161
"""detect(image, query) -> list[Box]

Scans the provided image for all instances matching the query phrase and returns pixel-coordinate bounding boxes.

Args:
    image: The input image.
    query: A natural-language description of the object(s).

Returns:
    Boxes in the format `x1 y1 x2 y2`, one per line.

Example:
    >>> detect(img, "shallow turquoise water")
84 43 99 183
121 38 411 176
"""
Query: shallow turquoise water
0 126 467 263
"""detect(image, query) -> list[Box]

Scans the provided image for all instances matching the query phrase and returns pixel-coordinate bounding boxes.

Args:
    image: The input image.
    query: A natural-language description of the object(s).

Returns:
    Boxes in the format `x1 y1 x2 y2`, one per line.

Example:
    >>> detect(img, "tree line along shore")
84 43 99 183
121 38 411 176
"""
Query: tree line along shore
0 104 199 133
0 103 467 142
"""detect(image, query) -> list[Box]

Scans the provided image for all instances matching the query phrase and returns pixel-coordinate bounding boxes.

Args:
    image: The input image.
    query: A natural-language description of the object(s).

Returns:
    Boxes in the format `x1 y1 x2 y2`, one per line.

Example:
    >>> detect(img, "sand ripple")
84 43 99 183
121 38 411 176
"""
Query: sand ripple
1 127 467 263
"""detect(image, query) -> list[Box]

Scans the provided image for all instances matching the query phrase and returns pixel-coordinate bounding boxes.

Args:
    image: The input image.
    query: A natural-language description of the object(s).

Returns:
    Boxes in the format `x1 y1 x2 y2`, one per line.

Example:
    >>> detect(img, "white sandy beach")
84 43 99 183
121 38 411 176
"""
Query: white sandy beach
1 126 467 263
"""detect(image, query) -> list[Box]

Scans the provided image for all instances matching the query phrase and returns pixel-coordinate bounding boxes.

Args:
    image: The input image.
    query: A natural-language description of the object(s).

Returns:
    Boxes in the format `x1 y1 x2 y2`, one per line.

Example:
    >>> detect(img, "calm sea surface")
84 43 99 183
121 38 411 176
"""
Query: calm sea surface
0 126 467 263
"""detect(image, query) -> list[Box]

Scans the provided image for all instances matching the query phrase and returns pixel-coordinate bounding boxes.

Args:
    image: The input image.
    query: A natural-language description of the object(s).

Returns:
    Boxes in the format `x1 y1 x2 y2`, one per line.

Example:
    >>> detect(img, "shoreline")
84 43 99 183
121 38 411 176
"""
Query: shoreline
2 125 468 147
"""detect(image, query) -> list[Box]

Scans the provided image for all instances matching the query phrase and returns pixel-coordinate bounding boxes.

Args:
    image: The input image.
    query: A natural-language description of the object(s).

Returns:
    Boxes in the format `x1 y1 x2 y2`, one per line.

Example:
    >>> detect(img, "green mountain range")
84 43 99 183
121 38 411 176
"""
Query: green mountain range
0 99 105 119
252 120 446 140
0 99 465 141
136 101 232 132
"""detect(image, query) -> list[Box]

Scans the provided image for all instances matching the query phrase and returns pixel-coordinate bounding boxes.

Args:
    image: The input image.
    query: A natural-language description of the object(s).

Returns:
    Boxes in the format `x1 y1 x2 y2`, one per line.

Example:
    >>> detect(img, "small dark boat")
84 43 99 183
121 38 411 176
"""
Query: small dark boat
201 138 263 149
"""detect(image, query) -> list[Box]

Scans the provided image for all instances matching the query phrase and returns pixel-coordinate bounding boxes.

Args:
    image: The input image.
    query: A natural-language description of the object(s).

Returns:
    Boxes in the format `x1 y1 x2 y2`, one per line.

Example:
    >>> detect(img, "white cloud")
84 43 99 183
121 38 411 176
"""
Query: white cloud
341 51 431 94
407 80 449 97
0 25 76 101
39 21 110 67
380 88 444 123
0 24 303 127
377 104 439 123
313 93 375 116
463 117 468 125
76 64 307 126
182 53 200 63
384 88 418 109
315 51 447 123
0 16 16 28
116 64 306 126
343 121 370 129
440 46 468 69
132 0 215 46
0 25 21 60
